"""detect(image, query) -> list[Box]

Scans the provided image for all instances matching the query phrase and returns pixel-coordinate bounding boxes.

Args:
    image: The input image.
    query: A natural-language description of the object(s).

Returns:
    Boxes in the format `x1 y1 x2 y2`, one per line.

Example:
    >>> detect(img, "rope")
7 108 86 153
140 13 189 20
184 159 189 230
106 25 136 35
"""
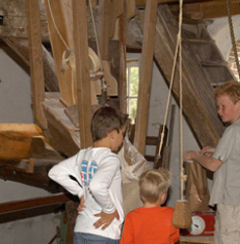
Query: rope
156 0 184 200
47 0 70 50
88 0 108 101
226 0 240 79
178 0 184 201
88 0 102 62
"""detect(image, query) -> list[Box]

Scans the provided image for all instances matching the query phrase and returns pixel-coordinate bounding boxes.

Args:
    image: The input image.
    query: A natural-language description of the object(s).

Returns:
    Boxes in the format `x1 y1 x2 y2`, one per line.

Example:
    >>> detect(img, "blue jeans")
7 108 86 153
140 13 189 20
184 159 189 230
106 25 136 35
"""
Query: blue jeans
73 232 120 244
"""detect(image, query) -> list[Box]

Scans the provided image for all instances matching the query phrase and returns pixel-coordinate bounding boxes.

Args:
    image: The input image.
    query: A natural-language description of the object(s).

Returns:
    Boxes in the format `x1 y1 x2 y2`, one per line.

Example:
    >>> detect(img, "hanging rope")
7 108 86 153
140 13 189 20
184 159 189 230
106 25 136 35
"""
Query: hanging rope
88 0 102 62
156 0 185 200
178 0 184 201
226 0 240 79
88 0 108 102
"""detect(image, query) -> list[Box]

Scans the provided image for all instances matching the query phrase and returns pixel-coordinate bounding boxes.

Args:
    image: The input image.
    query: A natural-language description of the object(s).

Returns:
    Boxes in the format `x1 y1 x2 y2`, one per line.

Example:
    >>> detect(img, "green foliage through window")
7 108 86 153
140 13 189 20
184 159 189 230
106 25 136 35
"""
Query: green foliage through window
126 61 139 122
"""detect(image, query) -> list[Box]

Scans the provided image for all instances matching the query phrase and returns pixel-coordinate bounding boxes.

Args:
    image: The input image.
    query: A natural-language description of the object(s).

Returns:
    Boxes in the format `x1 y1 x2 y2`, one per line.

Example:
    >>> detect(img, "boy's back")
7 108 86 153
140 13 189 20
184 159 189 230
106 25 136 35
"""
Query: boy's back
49 146 124 239
120 206 179 244
49 106 128 243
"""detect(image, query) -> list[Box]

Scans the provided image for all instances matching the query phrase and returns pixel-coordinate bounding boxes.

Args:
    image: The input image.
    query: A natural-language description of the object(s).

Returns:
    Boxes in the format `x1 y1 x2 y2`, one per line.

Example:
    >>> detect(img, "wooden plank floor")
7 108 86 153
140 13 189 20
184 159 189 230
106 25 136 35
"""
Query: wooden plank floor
180 235 214 244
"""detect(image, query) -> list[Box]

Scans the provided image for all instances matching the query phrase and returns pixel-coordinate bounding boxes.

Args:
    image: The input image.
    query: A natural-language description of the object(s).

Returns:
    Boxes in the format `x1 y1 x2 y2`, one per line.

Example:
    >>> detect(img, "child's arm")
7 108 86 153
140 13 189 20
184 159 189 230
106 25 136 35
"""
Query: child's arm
184 150 222 172
48 154 84 199
93 210 119 230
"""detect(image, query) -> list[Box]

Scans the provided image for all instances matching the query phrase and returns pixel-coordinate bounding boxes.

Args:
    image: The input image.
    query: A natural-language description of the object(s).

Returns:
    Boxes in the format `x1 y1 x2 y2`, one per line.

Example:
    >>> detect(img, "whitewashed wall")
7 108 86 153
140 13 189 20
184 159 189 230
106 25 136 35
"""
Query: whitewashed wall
207 16 240 59
0 49 61 244
127 16 239 207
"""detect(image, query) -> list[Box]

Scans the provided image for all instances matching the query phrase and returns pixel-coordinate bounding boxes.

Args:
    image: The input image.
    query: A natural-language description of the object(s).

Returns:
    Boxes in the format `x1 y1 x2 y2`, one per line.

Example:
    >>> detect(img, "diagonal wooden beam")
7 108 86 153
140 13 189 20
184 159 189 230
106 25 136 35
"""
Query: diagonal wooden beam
182 0 240 20
44 0 76 106
2 38 59 92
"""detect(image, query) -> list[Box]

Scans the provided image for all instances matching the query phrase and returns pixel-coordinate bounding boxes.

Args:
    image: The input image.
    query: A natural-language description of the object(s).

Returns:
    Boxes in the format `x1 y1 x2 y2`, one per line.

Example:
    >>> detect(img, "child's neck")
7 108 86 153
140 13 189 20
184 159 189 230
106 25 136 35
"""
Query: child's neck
143 202 160 208
93 138 110 149
143 193 166 208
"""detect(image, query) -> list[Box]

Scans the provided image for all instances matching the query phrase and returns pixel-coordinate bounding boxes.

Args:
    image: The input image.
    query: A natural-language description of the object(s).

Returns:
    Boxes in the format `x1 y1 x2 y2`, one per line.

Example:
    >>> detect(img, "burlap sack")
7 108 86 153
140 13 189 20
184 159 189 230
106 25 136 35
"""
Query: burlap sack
118 137 150 215
185 161 210 212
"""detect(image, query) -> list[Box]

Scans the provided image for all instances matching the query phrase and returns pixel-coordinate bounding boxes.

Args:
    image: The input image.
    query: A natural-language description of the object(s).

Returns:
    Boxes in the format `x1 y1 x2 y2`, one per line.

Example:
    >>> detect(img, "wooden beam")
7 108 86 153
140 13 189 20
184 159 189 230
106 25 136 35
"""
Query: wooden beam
100 0 113 60
72 0 92 148
0 202 64 224
134 0 158 154
0 194 69 214
0 164 62 192
44 0 76 106
182 1 240 20
0 194 69 223
26 0 47 129
135 0 206 7
119 10 127 113
136 0 176 7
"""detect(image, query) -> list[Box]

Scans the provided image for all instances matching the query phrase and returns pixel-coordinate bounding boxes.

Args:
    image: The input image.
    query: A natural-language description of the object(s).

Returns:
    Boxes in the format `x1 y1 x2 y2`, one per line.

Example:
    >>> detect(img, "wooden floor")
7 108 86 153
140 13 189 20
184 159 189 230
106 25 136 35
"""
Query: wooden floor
180 235 214 244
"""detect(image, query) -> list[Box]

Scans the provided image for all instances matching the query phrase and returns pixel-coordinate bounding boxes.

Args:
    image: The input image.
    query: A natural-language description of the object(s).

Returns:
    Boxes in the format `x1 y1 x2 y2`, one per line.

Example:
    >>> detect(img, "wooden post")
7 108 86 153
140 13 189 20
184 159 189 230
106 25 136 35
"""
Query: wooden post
133 0 158 154
119 1 127 113
26 0 47 129
100 0 112 60
72 0 92 148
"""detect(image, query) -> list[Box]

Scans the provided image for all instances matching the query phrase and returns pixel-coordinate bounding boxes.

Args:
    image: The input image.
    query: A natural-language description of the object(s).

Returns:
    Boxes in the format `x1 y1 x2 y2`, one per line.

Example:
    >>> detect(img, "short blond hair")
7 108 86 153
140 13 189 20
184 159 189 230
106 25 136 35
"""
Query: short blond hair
215 81 240 104
139 168 171 203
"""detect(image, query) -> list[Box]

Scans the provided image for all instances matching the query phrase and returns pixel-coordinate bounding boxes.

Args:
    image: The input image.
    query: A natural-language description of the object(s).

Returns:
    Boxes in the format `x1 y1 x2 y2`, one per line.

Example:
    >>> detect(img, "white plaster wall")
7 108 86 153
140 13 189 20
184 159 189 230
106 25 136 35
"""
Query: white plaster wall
148 61 200 207
127 16 239 207
127 53 200 207
0 48 61 244
0 49 33 123
207 16 240 60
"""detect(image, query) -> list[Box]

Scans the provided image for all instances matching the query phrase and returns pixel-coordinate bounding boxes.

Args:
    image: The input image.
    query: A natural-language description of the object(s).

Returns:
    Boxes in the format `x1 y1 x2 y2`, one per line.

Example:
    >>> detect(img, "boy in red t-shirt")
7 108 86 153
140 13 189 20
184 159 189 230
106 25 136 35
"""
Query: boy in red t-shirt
120 168 179 244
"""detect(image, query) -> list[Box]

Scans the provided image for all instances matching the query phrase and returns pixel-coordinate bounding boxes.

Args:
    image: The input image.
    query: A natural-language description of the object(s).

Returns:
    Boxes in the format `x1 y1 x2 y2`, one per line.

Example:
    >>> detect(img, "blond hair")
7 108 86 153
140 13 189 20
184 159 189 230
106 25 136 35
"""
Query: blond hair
215 81 240 104
139 168 171 203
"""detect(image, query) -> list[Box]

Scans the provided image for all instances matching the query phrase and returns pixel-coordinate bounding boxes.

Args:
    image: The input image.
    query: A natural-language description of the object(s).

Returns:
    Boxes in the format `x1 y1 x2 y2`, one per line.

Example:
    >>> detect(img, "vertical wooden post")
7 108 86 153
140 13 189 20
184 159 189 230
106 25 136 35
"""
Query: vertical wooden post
26 0 47 129
100 0 112 60
119 1 127 113
72 0 92 148
133 0 158 154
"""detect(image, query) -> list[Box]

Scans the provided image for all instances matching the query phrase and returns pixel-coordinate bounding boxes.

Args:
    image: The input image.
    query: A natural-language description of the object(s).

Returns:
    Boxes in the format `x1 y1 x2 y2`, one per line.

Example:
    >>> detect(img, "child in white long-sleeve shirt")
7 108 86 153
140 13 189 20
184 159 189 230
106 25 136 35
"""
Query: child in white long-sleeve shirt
49 106 128 244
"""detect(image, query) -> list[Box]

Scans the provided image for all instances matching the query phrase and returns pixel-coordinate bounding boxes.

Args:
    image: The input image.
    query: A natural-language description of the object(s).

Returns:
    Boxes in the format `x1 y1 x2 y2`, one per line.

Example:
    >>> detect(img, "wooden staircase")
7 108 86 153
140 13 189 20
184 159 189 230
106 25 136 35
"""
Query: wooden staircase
151 4 235 147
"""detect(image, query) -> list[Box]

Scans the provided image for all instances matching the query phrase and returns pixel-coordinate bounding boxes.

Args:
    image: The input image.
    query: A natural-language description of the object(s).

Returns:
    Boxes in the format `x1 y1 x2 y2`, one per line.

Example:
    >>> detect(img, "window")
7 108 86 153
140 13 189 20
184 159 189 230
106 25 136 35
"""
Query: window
126 59 139 122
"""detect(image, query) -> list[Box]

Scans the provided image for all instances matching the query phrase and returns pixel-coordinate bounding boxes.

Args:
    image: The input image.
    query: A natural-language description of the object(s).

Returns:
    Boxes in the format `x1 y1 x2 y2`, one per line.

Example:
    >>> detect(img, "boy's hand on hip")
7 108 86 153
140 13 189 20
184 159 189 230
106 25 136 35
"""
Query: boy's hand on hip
93 210 119 230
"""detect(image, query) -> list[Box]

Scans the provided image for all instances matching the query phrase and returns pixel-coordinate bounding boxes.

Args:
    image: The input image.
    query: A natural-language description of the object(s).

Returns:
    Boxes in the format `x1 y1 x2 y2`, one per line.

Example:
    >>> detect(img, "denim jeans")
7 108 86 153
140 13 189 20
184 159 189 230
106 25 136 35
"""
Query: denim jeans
73 232 120 244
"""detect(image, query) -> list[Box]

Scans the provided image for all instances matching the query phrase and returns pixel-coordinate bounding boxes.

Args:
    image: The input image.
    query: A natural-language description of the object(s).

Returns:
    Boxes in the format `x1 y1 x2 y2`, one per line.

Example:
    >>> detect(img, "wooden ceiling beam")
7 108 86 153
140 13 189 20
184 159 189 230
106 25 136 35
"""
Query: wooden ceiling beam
135 0 212 8
182 1 240 20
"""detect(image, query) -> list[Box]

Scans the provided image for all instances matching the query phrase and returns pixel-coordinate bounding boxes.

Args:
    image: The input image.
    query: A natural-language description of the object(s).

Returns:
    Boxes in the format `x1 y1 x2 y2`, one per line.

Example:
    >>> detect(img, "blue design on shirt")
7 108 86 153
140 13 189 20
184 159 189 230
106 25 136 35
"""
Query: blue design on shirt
80 160 98 186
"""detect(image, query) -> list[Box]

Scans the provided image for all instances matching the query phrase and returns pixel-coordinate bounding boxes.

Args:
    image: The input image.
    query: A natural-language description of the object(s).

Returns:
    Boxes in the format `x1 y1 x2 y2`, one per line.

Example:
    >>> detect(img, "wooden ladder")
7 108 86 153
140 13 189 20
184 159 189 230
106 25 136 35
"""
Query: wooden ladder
152 4 232 148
